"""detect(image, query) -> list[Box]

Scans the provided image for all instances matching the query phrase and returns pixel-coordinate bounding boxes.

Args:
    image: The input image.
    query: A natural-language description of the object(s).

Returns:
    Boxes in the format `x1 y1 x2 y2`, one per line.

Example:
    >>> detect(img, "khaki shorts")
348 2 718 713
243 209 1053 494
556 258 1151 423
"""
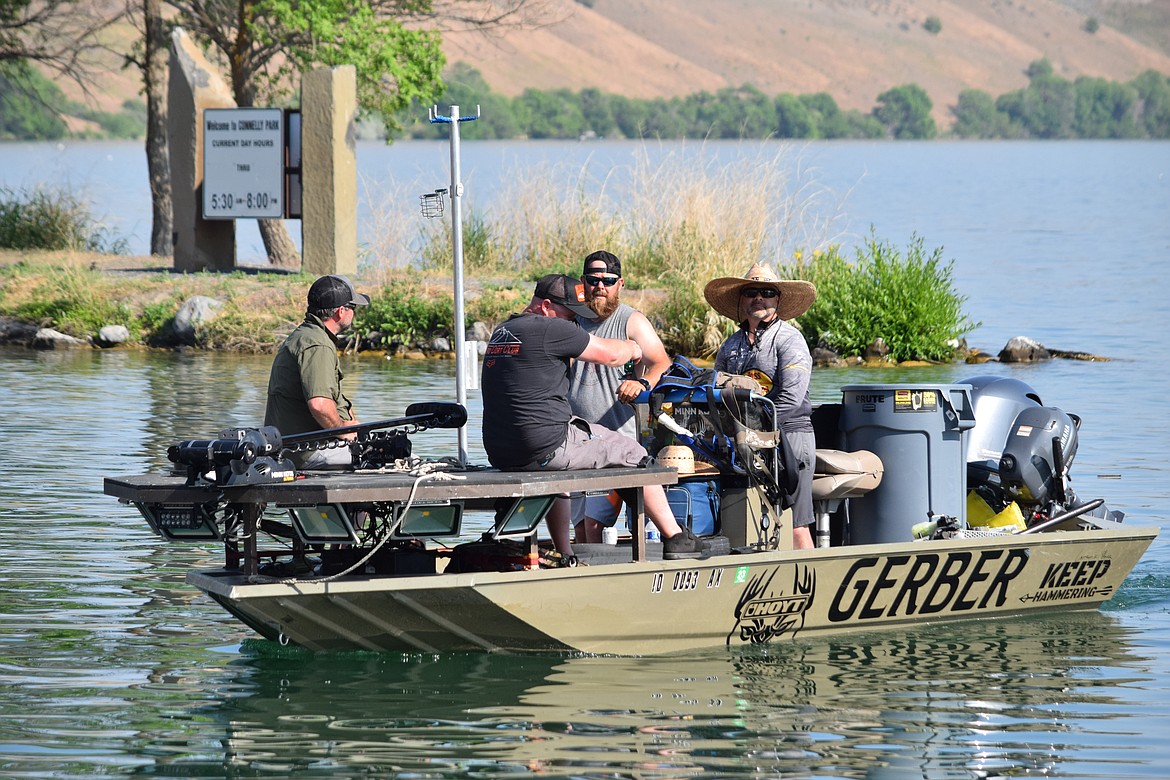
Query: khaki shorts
542 416 648 471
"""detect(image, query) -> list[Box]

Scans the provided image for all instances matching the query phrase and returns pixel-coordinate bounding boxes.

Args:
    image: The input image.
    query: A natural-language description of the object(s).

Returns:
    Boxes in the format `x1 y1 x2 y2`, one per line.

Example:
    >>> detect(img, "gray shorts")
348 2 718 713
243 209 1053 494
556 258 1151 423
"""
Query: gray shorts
785 429 815 528
542 417 648 471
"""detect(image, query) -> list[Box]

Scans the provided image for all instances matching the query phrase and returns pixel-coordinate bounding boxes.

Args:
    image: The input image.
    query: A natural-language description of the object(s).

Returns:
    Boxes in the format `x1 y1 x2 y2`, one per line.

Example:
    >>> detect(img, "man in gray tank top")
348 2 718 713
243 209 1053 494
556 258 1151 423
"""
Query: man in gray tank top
567 250 672 542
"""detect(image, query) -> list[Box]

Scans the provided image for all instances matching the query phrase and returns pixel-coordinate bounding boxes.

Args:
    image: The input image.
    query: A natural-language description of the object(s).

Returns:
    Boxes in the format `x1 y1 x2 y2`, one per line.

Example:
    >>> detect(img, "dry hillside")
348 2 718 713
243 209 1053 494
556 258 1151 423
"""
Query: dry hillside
443 0 1170 126
50 0 1170 131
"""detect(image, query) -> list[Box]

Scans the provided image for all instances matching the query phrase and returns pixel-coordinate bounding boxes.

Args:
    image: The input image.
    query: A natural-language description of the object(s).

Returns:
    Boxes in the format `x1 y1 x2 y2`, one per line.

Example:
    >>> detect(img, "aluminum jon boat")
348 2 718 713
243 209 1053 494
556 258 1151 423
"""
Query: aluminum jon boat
103 376 1157 655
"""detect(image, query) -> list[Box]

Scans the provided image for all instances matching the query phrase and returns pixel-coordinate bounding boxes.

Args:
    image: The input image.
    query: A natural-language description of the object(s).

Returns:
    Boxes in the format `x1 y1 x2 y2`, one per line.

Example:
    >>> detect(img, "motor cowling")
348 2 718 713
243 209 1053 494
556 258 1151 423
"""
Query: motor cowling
998 406 1080 507
964 375 1043 489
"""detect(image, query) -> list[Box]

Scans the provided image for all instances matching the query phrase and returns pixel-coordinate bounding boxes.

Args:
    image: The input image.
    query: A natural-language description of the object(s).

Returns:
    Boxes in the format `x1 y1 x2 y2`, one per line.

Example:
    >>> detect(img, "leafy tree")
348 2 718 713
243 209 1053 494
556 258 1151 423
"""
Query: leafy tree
874 83 936 139
774 92 815 138
610 94 652 138
137 1 548 267
514 88 585 138
1073 76 1139 138
637 96 688 138
923 16 942 35
1131 70 1170 138
726 83 774 138
842 109 886 138
997 59 1076 138
951 88 1019 138
160 0 446 266
799 92 848 138
0 63 67 139
429 62 517 139
578 86 616 137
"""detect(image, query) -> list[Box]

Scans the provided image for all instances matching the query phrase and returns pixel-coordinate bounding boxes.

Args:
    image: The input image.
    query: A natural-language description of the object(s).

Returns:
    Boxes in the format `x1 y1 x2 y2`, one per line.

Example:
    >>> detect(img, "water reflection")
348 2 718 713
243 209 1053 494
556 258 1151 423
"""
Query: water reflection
173 612 1150 778
3 346 1169 777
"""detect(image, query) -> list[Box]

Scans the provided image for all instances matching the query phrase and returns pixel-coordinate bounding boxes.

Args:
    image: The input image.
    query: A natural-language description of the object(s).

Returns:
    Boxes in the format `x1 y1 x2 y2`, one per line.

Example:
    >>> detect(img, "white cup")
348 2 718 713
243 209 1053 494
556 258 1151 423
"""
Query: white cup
602 526 618 545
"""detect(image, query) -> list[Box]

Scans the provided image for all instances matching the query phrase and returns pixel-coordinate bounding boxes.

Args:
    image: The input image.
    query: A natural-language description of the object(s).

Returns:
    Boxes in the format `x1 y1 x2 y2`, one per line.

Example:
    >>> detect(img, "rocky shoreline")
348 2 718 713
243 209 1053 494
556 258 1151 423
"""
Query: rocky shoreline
0 313 1108 366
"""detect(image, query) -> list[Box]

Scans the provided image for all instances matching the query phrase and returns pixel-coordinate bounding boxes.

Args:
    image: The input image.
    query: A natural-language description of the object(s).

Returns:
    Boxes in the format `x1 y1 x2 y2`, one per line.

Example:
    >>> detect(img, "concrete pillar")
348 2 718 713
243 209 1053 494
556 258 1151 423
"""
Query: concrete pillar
301 66 358 276
168 27 235 271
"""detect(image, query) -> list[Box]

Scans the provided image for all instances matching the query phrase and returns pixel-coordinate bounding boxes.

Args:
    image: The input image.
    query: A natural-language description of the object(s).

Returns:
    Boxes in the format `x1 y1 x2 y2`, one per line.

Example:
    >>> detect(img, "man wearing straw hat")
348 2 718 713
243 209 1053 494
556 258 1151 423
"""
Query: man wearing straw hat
704 263 818 549
567 250 673 543
481 274 709 560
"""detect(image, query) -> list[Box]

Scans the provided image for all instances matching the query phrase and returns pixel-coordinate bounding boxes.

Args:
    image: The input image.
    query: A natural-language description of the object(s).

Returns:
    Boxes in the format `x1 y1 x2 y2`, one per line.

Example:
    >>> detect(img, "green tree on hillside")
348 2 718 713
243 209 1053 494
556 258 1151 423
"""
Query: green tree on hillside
773 93 815 138
1131 70 1170 137
874 83 936 139
951 88 1020 138
999 59 1077 139
1 0 119 142
0 64 67 139
1073 76 1139 138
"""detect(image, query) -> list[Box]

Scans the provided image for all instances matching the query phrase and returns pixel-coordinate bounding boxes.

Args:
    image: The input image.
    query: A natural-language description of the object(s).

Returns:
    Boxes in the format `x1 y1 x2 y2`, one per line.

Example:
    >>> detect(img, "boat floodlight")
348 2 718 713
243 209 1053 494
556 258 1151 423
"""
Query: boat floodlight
286 504 359 545
396 503 462 538
492 495 557 540
136 502 220 541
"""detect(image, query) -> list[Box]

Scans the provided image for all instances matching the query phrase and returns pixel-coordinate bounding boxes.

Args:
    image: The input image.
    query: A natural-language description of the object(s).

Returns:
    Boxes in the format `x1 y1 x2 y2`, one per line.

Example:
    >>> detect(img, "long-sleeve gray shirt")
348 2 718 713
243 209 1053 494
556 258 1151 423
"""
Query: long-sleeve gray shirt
714 318 813 431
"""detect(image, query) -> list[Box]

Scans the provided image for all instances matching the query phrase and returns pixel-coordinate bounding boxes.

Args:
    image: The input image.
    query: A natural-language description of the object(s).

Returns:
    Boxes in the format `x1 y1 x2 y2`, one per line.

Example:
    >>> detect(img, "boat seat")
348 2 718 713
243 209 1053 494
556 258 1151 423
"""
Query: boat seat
811 449 883 548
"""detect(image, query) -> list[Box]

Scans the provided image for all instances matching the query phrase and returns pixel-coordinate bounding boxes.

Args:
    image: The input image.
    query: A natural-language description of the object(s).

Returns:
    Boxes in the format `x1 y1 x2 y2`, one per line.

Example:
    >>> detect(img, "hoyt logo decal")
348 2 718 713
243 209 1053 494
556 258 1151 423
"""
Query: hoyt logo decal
729 566 815 645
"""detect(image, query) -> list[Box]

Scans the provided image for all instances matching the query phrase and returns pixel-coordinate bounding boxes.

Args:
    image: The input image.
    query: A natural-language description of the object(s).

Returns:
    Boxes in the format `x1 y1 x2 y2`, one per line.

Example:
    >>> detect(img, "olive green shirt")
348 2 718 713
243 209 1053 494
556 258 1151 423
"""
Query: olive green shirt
264 314 354 437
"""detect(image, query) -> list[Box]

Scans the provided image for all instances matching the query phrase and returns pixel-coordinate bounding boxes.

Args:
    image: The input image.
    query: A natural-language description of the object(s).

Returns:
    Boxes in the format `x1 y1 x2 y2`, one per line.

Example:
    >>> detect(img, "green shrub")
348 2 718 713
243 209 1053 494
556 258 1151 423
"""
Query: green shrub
0 187 127 252
2 265 137 339
923 16 942 34
1084 17 1100 34
358 277 455 345
791 232 978 362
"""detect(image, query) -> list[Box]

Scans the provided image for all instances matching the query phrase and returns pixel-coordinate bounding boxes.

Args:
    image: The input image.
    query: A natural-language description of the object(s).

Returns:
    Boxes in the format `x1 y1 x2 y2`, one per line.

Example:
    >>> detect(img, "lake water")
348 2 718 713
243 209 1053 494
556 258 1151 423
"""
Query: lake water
2 140 1170 778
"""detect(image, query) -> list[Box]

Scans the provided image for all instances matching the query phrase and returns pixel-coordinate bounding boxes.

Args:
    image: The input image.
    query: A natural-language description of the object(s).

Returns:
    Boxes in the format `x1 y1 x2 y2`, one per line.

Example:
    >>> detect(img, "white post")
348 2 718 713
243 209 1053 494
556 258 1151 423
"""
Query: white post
429 104 479 466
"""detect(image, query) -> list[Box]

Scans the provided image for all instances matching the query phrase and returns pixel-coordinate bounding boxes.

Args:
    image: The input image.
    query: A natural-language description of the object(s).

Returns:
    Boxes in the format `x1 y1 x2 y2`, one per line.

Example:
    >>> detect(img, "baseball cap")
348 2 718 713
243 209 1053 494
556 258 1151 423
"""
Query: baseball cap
308 274 370 310
583 250 621 277
533 274 597 319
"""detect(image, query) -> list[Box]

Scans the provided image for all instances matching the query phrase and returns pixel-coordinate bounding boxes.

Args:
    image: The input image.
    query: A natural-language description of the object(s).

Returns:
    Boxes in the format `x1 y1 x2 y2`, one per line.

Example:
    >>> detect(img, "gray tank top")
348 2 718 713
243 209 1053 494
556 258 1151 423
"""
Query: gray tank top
567 302 637 437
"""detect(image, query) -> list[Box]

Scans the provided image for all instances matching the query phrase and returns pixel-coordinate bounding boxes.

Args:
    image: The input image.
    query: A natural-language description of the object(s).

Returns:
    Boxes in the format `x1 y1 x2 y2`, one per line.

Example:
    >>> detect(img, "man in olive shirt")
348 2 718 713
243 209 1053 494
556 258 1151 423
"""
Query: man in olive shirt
265 274 370 469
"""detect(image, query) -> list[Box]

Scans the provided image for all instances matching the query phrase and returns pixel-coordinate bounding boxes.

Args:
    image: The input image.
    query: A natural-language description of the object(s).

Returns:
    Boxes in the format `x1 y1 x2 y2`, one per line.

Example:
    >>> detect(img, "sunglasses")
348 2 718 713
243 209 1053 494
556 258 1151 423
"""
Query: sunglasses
342 303 357 310
584 274 621 287
740 287 778 299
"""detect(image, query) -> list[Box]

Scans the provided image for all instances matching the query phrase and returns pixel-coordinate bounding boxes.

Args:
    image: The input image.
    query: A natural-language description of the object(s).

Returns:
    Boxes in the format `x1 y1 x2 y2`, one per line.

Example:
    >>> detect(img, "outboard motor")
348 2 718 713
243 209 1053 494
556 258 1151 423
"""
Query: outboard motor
998 406 1080 508
965 375 1043 489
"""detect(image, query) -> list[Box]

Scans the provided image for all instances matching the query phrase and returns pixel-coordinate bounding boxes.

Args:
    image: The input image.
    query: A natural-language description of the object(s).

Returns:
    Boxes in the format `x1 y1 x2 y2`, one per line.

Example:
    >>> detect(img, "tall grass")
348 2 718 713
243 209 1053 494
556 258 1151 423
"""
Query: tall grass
397 142 848 355
0 187 127 253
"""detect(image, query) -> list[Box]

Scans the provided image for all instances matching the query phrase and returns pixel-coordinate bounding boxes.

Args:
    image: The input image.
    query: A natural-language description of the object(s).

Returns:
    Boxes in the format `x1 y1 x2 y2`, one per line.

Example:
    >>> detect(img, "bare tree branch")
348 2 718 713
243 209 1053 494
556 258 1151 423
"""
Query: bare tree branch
1 0 124 90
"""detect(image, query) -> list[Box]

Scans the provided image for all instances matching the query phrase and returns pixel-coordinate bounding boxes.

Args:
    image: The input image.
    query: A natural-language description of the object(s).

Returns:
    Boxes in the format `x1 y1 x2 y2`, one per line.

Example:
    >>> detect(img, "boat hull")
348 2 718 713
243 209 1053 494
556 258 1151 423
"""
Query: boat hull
190 526 1156 655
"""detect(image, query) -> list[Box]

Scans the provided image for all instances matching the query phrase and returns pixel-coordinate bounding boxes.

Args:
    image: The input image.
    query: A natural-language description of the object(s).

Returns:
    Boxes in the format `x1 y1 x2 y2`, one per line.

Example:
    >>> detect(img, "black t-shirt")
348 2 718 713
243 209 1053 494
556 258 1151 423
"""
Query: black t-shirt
481 313 590 468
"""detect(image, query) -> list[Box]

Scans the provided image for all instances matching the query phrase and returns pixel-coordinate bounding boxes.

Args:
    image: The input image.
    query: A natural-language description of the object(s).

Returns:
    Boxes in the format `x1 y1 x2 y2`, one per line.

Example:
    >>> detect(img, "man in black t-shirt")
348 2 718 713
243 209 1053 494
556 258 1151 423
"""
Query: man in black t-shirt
481 274 708 560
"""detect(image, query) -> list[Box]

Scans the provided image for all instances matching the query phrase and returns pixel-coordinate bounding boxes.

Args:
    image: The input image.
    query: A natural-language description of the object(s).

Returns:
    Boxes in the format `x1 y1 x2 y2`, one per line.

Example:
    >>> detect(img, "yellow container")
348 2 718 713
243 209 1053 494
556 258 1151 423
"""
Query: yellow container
966 491 1027 532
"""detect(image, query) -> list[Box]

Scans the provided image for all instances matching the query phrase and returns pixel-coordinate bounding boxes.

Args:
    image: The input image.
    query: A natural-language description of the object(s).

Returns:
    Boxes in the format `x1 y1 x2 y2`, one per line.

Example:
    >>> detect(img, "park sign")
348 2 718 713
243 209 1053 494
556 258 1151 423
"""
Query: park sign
202 108 284 220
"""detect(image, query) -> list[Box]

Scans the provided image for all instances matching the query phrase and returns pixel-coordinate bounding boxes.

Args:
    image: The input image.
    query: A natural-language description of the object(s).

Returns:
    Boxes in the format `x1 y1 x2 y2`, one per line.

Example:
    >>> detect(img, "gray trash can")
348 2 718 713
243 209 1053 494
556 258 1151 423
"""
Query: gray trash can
840 384 975 544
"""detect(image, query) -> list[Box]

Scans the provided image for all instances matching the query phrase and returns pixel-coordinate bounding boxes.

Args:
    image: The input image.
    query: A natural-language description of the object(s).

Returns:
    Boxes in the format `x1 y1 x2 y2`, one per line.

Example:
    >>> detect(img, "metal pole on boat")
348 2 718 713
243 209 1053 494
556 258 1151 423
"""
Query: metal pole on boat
428 104 479 465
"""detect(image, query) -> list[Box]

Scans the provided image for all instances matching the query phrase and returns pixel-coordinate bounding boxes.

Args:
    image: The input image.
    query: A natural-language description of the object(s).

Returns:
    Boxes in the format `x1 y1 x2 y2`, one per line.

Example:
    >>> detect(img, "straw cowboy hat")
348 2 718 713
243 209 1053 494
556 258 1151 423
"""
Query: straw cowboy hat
656 445 720 476
703 263 817 322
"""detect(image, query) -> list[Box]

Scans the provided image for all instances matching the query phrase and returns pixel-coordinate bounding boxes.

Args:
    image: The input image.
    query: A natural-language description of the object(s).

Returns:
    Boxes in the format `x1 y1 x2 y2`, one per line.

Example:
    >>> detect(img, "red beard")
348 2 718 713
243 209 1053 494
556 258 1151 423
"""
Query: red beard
588 293 619 318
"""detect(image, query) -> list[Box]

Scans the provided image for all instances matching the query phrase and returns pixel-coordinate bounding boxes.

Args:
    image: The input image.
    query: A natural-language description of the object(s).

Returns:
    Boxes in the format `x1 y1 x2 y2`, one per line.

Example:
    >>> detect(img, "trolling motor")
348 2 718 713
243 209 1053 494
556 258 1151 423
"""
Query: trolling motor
168 425 293 487
168 402 468 486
